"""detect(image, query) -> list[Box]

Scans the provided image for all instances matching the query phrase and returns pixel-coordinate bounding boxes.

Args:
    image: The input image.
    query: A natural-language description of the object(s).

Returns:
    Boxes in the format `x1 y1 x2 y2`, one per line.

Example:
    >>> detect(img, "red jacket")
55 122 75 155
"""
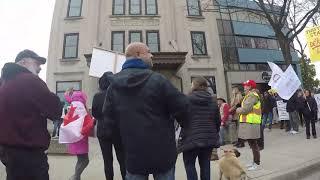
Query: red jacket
0 63 62 149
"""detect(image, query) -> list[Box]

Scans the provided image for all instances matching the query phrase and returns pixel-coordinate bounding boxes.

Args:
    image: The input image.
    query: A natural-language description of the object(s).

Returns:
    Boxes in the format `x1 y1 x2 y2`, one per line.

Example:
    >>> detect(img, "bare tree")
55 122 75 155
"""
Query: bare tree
198 0 320 65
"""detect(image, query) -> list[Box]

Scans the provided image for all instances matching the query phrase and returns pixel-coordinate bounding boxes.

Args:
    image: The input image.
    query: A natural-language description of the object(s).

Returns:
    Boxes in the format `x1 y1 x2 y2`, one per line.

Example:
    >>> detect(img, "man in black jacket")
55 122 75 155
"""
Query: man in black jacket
103 42 189 180
92 71 126 180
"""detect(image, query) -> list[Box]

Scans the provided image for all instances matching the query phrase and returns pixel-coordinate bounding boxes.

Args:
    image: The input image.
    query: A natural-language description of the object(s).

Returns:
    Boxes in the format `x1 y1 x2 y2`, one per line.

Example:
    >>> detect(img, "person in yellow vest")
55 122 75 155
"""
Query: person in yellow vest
236 80 262 171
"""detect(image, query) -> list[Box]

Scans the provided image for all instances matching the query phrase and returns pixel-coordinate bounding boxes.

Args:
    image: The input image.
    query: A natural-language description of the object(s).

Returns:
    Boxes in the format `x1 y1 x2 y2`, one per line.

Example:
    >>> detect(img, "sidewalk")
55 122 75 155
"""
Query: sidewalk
1 123 320 179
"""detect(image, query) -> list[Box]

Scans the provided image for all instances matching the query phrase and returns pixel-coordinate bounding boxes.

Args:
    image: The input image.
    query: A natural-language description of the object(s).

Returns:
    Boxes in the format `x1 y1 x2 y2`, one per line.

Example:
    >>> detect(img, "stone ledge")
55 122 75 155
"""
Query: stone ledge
47 138 68 155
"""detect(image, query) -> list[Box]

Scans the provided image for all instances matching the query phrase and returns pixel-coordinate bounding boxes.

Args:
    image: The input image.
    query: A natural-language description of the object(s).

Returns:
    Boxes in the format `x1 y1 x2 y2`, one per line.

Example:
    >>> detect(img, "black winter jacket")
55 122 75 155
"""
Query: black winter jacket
103 67 189 175
178 90 220 153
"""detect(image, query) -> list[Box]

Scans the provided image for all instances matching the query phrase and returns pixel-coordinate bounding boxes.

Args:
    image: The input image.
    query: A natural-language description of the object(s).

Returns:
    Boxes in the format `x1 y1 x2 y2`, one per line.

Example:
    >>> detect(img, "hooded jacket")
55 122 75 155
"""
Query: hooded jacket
103 60 189 174
178 90 220 153
0 63 62 149
92 71 114 139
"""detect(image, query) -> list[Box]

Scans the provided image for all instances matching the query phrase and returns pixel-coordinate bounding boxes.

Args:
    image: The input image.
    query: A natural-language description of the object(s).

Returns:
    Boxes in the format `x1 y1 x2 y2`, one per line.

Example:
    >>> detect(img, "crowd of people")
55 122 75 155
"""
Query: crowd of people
0 43 319 180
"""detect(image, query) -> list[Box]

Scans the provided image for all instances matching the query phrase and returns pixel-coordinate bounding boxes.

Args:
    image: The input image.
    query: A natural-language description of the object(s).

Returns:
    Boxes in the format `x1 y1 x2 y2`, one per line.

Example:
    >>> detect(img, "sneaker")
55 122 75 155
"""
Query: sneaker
246 162 254 168
313 135 317 139
248 163 260 171
307 136 310 139
291 130 299 134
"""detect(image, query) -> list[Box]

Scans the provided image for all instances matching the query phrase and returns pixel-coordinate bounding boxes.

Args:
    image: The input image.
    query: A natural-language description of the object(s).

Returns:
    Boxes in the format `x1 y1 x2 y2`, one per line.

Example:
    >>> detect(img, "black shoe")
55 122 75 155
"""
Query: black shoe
236 143 245 148
313 135 317 139
307 136 310 139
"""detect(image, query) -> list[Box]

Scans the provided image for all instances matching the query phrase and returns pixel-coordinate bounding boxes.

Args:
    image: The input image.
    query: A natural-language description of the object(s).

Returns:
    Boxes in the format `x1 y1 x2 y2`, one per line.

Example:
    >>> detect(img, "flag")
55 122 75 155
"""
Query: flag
267 62 284 88
275 65 301 100
306 26 320 63
59 101 94 144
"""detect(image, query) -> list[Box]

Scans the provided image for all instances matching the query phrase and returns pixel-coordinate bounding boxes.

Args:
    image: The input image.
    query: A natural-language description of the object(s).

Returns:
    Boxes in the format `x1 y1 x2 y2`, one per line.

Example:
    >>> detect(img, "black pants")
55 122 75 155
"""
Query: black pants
98 137 126 180
52 119 62 137
183 147 213 180
248 139 260 165
280 120 291 131
305 118 317 137
1 146 49 180
257 124 264 150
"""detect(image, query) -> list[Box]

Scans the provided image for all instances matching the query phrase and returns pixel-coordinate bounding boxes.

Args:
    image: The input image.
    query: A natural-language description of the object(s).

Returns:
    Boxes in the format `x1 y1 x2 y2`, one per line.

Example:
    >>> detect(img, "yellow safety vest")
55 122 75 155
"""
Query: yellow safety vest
239 92 262 124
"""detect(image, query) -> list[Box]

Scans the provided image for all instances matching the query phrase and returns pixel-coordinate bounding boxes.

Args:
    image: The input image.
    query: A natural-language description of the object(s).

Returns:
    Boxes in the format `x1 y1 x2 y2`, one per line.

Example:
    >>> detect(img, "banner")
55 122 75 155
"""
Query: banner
276 101 289 121
306 26 320 63
89 48 126 78
267 62 284 88
314 94 320 120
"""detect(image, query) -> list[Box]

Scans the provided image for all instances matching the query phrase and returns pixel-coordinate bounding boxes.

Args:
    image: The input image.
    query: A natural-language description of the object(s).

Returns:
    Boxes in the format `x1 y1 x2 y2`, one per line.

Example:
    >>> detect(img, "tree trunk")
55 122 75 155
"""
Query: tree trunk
277 35 293 66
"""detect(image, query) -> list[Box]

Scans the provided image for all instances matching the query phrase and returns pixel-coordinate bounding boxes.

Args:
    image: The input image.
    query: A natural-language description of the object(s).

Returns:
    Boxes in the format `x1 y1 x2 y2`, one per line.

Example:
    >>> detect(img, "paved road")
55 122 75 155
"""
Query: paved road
1 122 320 179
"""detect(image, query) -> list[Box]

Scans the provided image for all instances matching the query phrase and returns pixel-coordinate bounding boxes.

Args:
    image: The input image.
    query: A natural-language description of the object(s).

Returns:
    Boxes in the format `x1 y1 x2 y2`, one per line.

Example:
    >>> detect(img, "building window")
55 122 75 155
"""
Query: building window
113 0 125 15
266 39 279 49
67 0 83 17
254 38 268 49
146 31 160 52
187 0 201 16
129 31 142 43
56 81 81 101
191 31 207 55
129 0 141 15
236 36 253 48
217 20 233 35
111 31 125 53
63 33 79 59
145 0 158 15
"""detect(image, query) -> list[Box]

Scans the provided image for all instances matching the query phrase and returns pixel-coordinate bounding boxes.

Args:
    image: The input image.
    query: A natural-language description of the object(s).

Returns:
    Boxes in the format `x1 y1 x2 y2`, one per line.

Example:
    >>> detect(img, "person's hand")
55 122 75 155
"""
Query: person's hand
236 108 242 114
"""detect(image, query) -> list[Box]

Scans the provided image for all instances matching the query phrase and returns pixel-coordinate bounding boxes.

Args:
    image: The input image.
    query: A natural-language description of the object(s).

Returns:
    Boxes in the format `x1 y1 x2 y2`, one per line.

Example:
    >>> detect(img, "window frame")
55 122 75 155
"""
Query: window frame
146 30 160 52
129 0 142 15
111 31 125 53
190 31 208 56
56 81 82 100
129 31 143 43
186 0 202 16
112 0 126 15
145 0 158 15
62 33 79 59
67 0 83 17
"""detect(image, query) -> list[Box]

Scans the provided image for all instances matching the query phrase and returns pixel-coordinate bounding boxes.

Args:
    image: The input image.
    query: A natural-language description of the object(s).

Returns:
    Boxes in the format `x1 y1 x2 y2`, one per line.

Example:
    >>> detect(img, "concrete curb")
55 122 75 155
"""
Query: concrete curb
252 157 320 180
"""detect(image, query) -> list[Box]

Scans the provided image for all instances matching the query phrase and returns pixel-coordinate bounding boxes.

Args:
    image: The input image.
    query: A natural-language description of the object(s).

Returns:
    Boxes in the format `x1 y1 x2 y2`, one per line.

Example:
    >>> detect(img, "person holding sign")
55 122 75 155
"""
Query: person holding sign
303 90 318 139
236 80 262 171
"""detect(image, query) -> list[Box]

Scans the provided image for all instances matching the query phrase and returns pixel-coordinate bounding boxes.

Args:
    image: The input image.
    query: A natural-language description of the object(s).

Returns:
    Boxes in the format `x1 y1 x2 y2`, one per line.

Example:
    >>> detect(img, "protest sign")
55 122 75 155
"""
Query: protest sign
89 48 125 78
314 94 320 120
305 26 320 63
276 101 289 121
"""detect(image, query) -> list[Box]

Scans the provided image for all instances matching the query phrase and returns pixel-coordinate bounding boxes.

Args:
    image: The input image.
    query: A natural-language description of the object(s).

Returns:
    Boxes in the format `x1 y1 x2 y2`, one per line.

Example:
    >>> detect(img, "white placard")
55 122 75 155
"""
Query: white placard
314 94 320 119
268 62 284 88
277 100 289 121
89 48 126 78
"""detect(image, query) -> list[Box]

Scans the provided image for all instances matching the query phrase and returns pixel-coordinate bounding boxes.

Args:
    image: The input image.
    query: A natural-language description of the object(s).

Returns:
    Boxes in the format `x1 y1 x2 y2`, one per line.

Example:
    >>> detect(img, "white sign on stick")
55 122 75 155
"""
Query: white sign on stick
314 94 320 119
267 62 284 88
89 48 126 78
276 101 289 121
276 65 301 100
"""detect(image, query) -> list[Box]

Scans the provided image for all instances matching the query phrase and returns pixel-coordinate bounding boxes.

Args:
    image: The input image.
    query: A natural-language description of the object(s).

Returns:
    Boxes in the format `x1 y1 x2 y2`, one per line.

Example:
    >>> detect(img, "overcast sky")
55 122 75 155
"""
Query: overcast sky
0 0 55 80
0 0 319 82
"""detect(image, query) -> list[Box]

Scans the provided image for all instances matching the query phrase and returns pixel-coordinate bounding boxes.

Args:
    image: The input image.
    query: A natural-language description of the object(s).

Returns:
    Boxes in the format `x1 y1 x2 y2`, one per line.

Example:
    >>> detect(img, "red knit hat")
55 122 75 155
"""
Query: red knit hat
242 80 257 89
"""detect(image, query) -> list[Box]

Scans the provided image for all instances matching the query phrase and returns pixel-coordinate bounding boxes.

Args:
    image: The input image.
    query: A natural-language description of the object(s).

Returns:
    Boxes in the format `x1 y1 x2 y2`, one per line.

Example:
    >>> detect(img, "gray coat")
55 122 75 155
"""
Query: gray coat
237 91 261 140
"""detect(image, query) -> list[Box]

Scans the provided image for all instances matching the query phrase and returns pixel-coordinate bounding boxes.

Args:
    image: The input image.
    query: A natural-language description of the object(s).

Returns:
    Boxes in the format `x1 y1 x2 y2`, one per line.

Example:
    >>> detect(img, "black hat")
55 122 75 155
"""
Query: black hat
15 49 46 64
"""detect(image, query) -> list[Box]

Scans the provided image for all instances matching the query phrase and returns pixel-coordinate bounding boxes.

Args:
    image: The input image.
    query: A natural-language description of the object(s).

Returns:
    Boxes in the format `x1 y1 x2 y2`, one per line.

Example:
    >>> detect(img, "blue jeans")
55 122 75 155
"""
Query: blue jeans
125 167 175 180
262 112 273 129
183 147 212 180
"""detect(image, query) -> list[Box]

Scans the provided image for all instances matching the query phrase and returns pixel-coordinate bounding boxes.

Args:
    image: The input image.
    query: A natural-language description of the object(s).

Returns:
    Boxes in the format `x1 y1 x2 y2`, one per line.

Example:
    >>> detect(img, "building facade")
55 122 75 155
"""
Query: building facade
47 0 299 106
47 0 228 106
213 0 299 95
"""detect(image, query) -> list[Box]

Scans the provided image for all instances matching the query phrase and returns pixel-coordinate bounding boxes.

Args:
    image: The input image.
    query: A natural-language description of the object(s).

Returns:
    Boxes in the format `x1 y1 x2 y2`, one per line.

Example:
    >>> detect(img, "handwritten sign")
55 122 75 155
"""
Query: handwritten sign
314 94 320 120
277 101 289 121
306 26 320 63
